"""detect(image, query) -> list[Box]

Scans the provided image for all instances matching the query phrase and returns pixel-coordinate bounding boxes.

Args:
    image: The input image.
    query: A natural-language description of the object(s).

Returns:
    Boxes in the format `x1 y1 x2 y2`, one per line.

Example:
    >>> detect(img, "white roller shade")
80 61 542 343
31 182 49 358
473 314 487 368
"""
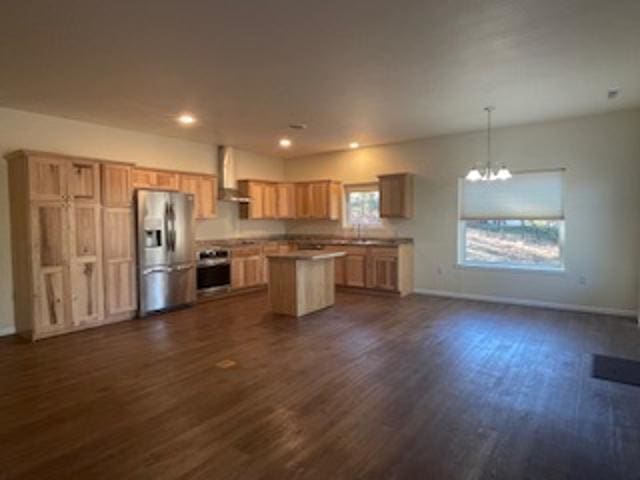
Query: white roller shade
460 170 564 220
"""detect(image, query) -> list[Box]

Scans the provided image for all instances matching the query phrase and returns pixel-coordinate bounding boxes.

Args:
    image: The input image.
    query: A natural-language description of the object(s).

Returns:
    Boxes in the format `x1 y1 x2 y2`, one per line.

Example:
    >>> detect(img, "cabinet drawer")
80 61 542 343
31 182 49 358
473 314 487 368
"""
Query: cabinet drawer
340 246 368 256
231 246 262 258
368 247 399 257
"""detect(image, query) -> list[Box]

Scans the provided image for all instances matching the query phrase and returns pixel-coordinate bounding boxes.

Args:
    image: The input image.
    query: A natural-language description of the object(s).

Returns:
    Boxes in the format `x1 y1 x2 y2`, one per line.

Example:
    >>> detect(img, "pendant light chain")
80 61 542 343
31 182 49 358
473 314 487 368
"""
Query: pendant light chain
465 106 511 182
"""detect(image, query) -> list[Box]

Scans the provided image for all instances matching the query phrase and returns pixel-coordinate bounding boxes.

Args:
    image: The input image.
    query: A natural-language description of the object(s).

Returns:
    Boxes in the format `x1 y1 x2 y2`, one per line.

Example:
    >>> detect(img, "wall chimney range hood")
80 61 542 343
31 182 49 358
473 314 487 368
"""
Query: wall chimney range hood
217 146 251 203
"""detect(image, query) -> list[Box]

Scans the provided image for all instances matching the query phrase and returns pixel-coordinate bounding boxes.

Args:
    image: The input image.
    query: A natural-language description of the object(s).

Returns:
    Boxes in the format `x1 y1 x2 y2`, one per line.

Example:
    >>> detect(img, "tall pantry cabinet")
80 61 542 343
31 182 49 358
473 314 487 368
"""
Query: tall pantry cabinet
6 151 136 340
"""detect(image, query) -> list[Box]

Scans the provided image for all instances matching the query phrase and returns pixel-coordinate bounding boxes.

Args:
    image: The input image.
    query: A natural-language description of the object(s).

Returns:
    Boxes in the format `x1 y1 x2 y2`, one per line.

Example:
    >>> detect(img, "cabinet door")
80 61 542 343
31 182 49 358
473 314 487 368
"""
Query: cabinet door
310 182 329 218
155 171 179 190
231 258 245 289
334 256 346 285
102 164 133 207
30 201 71 335
69 204 104 325
244 256 263 287
379 174 413 218
199 175 217 219
263 184 277 219
180 174 200 218
103 208 137 316
249 183 265 219
29 156 68 201
276 183 295 218
295 183 311 218
369 256 399 291
329 182 342 220
344 255 367 287
132 169 155 189
69 160 101 203
133 168 179 190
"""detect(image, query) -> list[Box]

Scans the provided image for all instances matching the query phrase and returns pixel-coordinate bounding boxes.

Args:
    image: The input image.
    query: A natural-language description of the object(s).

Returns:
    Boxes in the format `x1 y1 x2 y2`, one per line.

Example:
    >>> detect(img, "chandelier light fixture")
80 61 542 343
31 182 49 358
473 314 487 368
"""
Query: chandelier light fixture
465 106 512 182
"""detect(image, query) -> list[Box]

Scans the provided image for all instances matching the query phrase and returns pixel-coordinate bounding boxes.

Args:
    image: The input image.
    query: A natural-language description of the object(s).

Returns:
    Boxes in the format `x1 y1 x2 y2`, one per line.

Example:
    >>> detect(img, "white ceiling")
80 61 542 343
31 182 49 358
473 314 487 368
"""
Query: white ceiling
1 1 639 158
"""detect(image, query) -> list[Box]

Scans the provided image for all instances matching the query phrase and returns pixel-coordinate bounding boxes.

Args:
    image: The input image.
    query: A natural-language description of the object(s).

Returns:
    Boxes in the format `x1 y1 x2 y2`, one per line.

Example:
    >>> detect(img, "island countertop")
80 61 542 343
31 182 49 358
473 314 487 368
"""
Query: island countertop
266 251 346 261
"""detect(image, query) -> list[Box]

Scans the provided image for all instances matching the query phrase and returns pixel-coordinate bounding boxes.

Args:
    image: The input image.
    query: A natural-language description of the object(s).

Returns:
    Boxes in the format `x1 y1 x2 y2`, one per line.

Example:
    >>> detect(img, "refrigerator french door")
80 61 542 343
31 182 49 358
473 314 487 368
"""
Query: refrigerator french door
137 190 196 316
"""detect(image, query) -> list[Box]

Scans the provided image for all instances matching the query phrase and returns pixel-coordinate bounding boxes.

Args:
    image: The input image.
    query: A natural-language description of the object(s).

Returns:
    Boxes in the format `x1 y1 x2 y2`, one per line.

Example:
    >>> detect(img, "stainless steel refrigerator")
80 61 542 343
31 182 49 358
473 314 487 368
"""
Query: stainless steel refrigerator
136 190 196 316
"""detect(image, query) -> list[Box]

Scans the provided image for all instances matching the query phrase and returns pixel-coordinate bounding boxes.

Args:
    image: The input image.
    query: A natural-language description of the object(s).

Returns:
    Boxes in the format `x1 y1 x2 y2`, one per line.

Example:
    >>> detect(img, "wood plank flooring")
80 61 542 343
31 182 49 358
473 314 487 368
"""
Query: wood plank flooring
0 291 639 479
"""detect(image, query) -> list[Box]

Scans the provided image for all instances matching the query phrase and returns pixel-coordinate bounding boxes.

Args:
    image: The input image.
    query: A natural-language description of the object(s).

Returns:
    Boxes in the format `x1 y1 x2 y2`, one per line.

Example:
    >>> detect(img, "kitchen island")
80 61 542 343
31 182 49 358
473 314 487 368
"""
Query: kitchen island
267 251 346 317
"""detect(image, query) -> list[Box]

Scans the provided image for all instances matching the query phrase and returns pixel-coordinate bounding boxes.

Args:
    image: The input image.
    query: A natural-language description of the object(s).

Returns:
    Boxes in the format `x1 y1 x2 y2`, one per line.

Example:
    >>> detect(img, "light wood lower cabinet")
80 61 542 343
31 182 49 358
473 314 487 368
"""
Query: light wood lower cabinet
103 208 137 320
323 244 413 295
367 252 398 291
231 247 263 289
69 203 104 326
30 200 72 335
344 253 368 287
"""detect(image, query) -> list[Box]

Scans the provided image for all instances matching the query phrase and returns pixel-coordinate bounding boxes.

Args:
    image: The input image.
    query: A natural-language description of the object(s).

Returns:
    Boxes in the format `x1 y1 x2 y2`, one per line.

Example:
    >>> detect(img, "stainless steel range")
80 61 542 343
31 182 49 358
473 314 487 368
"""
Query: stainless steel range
197 248 231 294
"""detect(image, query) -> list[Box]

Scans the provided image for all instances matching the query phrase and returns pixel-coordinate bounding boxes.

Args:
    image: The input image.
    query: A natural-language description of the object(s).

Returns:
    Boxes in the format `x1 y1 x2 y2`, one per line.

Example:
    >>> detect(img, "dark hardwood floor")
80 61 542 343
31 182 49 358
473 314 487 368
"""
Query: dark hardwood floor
1 292 639 480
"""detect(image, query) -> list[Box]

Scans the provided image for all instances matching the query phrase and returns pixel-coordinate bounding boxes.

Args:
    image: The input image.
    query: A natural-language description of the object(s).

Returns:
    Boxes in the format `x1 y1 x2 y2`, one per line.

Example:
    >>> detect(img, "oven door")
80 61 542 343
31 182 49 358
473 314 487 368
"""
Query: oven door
197 261 231 293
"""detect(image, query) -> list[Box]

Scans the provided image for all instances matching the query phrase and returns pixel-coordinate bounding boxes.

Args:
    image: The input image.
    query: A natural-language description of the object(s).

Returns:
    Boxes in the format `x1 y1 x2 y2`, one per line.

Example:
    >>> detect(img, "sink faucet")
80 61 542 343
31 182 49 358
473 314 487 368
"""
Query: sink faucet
356 224 362 239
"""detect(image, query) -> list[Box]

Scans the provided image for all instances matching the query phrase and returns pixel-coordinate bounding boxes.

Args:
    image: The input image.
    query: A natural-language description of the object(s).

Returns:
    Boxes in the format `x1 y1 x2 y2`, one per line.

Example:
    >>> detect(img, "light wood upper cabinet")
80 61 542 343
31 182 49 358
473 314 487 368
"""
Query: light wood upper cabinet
263 183 277 219
379 173 414 218
132 168 179 190
198 175 217 219
28 155 69 201
294 183 312 218
310 182 329 218
68 160 101 203
238 180 340 221
102 163 133 207
179 173 217 220
276 183 295 218
238 180 267 219
300 181 341 220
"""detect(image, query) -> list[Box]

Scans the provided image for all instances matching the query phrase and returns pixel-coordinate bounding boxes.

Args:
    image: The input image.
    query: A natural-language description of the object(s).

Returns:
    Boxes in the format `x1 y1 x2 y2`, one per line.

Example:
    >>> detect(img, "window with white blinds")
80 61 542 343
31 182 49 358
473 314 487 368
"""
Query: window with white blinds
460 170 565 220
458 170 565 271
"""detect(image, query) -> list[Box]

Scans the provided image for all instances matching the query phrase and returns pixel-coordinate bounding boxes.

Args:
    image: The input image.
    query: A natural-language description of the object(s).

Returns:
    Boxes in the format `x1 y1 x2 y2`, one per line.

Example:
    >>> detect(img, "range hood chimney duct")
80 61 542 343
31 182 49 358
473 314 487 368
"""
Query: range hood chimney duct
217 146 251 203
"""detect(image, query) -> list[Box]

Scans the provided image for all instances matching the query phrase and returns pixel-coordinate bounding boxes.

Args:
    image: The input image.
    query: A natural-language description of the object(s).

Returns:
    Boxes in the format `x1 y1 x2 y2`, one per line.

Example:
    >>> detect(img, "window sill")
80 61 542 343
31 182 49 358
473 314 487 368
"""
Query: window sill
455 263 567 276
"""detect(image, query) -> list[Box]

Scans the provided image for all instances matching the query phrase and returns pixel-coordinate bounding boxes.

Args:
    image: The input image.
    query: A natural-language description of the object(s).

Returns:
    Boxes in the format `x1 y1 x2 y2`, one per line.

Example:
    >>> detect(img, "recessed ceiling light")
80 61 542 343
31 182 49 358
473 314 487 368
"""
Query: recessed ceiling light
279 138 292 148
349 142 360 149
177 113 197 125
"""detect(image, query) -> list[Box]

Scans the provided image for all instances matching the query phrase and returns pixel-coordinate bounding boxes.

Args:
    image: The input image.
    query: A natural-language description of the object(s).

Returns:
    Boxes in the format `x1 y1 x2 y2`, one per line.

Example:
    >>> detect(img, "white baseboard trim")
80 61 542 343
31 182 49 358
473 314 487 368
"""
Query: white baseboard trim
413 288 638 318
0 325 17 337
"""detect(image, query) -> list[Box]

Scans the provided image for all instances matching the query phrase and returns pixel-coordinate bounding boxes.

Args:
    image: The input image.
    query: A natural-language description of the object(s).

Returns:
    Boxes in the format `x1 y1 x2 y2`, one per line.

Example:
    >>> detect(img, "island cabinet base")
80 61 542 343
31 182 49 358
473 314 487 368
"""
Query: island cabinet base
268 258 336 317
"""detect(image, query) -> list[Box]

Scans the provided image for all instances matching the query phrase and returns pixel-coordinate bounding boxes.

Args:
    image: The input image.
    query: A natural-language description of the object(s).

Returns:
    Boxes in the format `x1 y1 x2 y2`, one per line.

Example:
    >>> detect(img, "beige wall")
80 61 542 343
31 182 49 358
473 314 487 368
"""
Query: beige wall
285 109 640 315
0 107 285 333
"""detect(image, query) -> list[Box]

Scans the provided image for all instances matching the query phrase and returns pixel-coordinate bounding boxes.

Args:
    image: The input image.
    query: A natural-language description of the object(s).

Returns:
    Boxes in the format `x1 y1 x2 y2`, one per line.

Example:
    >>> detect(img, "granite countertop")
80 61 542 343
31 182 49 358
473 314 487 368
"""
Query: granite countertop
266 250 347 261
196 235 412 249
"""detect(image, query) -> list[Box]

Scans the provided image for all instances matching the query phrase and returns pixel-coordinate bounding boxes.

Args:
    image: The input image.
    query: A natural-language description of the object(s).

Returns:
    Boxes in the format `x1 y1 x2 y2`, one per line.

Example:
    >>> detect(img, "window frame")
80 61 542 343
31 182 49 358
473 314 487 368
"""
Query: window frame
456 173 567 273
456 219 566 273
343 182 383 228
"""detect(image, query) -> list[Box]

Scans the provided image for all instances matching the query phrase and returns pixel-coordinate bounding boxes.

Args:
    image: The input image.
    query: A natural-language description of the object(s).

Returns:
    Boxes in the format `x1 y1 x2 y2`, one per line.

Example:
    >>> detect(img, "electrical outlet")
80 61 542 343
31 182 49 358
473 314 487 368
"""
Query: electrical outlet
579 275 587 286
437 266 443 275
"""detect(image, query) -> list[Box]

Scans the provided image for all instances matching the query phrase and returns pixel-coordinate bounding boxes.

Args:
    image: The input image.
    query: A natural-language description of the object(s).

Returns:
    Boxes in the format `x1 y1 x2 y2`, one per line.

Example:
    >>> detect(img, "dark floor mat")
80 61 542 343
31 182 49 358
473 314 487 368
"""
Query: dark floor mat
592 354 640 387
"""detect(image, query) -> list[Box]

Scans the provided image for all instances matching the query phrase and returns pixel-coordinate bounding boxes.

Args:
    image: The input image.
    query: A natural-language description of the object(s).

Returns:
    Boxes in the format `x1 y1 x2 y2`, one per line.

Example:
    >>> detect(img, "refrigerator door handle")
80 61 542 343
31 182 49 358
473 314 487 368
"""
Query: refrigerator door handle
169 202 176 252
142 266 172 275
